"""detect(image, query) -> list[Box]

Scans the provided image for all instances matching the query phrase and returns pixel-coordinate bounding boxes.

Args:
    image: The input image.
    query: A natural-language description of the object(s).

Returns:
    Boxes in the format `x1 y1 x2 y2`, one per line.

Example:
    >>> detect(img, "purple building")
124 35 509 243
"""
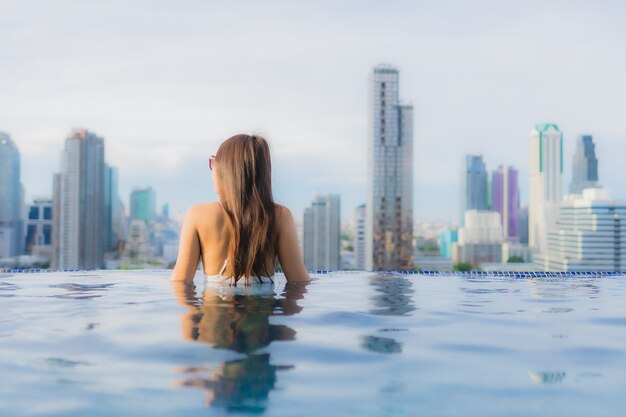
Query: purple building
491 166 519 241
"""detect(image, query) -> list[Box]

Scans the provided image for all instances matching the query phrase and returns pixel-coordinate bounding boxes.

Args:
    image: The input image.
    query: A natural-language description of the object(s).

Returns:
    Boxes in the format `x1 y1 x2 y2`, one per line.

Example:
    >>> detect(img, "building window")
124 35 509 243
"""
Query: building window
44 206 52 220
28 207 39 220
43 225 52 245
25 224 37 252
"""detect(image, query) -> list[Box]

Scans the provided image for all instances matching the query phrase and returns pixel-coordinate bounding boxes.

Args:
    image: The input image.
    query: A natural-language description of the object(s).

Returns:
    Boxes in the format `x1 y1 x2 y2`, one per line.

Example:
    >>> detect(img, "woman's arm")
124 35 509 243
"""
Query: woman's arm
276 206 311 282
170 206 202 281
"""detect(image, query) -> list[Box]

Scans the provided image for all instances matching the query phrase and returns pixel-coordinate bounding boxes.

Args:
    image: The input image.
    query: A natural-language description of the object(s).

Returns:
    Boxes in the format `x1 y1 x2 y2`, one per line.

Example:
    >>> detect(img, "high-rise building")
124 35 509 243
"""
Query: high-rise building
529 124 563 253
438 228 458 259
570 135 599 195
130 187 156 225
460 155 488 222
366 64 414 271
121 219 151 266
452 210 503 266
0 132 24 258
104 165 121 252
518 205 529 245
353 204 366 270
54 129 106 269
535 188 625 271
491 165 519 241
303 194 340 271
24 198 53 261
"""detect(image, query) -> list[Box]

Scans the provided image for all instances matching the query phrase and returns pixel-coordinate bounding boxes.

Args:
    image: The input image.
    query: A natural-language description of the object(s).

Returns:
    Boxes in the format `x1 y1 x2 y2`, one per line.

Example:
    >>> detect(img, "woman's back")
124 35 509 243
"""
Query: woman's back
194 202 275 276
171 201 308 281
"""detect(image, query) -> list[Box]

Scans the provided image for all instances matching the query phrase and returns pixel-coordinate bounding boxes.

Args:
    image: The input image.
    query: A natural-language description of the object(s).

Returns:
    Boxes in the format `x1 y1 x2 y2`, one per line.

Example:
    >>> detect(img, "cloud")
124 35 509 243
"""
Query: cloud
1 0 625 222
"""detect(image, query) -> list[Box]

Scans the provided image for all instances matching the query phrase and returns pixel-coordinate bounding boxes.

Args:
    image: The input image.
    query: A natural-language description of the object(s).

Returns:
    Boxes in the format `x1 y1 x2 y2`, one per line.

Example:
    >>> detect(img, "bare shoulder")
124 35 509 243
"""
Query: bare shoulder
274 204 294 224
185 202 223 224
275 204 293 234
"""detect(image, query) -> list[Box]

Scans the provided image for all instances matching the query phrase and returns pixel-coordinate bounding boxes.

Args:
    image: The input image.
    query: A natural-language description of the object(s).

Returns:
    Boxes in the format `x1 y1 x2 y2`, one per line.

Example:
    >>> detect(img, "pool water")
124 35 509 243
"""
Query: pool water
1 270 626 416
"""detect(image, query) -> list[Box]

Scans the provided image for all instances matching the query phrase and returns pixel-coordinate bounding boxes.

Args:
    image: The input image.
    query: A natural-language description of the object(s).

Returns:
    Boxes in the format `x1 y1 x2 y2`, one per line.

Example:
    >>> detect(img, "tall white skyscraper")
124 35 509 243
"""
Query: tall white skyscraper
54 129 106 269
0 132 24 258
366 64 414 271
303 194 340 271
353 204 366 270
529 124 563 253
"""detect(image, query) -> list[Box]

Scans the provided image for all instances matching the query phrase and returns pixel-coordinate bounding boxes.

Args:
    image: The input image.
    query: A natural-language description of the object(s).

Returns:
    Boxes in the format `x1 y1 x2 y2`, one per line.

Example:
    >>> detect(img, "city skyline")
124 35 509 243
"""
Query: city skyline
2 2 626 223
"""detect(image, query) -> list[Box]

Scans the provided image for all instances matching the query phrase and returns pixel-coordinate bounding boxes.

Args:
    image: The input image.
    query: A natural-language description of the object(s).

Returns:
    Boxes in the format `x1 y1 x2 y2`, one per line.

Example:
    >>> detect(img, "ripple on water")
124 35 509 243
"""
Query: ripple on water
591 317 626 326
432 343 513 355
541 307 574 313
45 358 91 368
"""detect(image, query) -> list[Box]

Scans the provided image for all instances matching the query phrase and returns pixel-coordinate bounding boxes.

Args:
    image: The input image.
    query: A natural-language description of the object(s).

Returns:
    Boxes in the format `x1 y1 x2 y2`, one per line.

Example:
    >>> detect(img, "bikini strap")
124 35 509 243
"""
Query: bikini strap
218 258 228 276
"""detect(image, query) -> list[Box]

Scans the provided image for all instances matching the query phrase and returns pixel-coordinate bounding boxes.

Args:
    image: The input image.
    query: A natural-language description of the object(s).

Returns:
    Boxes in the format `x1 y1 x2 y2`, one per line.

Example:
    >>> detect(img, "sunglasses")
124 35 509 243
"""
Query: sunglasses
208 155 216 171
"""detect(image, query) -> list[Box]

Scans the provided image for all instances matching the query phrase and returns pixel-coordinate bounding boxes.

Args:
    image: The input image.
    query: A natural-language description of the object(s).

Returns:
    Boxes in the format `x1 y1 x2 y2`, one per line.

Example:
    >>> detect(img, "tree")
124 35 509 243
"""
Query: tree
453 262 473 272
507 256 525 263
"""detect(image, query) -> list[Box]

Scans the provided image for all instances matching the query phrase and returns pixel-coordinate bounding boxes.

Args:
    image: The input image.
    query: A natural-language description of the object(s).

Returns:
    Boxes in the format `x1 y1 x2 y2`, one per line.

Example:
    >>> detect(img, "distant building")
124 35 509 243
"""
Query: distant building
104 165 121 252
130 187 156 225
491 165 519 241
452 210 503 266
460 155 488 222
502 242 532 263
529 124 563 253
122 219 151 266
366 64 414 271
353 204 366 270
0 132 24 258
303 194 340 271
438 228 458 259
535 188 626 271
518 205 529 245
570 135 598 195
54 129 106 270
24 198 53 261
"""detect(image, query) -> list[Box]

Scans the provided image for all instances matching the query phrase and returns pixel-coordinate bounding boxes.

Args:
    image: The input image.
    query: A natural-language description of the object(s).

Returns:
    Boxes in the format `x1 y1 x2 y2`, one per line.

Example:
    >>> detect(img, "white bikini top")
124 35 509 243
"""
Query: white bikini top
204 258 274 286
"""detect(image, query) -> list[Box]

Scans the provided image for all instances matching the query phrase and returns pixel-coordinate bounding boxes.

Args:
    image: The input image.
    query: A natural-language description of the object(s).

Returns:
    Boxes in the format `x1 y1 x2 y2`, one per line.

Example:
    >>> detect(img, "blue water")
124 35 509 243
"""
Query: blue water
1 270 626 416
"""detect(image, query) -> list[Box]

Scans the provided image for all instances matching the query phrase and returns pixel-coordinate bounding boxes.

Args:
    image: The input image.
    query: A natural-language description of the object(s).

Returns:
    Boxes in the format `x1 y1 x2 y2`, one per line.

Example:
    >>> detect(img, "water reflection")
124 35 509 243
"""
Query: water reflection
48 282 117 300
362 275 415 355
171 280 307 413
528 370 566 384
368 275 416 317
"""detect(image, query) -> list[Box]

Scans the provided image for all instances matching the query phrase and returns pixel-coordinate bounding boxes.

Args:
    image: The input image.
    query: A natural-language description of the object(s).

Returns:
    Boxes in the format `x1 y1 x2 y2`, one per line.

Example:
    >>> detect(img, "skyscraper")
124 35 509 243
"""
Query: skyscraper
105 165 121 252
353 204 366 270
491 165 519 241
460 154 488 221
130 187 156 225
24 198 53 261
366 64 414 271
0 132 24 258
570 135 598 195
529 124 563 253
55 129 106 269
303 194 340 271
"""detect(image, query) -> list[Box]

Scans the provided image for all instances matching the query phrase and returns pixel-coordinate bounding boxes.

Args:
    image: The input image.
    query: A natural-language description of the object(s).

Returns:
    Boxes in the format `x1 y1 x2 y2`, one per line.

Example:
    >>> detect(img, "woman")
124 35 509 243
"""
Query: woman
170 134 310 283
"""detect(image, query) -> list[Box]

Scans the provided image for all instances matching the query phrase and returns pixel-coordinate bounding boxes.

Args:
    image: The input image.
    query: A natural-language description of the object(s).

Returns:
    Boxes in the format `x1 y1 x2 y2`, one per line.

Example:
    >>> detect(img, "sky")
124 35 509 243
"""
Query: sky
1 0 625 224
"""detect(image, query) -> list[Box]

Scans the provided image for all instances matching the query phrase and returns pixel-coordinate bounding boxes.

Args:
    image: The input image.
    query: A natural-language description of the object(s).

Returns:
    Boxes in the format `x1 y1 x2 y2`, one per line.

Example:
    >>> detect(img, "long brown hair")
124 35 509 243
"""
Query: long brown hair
215 134 276 282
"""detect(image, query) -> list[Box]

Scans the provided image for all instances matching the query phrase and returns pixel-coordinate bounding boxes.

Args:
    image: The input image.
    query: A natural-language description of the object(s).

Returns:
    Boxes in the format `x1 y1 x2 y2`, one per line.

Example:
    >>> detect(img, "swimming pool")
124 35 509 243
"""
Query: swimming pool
1 270 626 416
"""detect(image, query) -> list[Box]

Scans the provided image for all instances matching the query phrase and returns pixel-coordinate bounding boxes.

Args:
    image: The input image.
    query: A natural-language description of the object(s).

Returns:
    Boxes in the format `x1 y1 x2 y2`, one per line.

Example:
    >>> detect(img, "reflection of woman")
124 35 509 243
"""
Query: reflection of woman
172 280 308 411
170 134 310 284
